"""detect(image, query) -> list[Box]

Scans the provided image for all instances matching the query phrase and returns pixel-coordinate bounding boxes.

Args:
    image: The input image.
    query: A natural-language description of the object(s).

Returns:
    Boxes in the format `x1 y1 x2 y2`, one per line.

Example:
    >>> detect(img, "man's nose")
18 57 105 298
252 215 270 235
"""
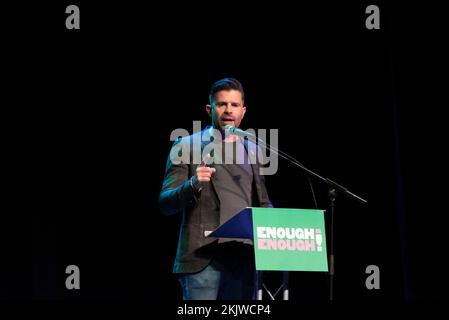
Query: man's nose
225 103 233 113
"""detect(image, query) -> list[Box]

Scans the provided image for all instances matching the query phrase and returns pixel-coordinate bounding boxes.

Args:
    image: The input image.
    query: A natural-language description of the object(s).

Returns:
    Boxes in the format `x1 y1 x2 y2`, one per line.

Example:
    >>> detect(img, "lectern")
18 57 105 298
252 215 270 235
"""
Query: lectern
208 207 328 300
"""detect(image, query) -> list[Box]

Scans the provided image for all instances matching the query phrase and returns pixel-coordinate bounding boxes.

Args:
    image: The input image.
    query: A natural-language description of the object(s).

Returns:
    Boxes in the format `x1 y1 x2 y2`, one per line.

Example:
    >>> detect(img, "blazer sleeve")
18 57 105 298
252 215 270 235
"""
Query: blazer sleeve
158 138 198 216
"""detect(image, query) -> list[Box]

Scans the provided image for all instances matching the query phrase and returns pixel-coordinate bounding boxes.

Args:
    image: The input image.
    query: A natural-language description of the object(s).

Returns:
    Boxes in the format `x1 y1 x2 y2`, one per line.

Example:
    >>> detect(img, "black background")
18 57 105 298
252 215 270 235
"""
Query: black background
24 1 448 303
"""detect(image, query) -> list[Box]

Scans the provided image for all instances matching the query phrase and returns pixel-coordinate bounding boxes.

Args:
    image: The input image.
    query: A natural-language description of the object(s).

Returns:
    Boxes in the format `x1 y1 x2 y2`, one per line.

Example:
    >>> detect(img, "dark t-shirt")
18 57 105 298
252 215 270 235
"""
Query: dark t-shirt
212 139 254 244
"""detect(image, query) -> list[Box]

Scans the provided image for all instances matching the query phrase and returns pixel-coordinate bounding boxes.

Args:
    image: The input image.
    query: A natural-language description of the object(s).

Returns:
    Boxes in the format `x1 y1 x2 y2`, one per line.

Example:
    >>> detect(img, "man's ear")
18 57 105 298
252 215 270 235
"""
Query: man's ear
242 105 247 118
206 104 212 118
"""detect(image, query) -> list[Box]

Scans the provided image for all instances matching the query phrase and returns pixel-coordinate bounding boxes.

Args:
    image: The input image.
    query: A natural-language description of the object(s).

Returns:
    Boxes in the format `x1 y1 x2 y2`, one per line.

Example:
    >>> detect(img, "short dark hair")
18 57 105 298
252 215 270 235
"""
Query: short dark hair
209 77 245 104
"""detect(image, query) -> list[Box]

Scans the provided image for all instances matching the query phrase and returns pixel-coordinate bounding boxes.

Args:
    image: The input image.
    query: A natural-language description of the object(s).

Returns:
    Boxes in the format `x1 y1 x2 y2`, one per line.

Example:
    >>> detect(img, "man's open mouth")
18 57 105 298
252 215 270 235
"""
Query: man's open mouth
221 117 235 123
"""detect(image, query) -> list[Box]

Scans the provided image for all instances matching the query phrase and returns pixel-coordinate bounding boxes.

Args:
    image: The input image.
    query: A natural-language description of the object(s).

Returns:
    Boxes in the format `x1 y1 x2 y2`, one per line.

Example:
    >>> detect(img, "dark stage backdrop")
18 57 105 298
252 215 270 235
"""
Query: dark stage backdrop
27 1 448 302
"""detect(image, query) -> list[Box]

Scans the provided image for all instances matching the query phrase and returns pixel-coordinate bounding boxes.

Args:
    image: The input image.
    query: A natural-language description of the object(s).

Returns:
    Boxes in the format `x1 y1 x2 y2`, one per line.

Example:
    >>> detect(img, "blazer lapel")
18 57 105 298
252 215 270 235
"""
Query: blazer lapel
243 138 263 206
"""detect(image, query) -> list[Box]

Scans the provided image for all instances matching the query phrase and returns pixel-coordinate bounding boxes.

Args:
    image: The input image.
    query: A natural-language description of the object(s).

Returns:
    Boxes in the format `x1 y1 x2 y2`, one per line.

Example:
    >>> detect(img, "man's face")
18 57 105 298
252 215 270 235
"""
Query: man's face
206 89 246 131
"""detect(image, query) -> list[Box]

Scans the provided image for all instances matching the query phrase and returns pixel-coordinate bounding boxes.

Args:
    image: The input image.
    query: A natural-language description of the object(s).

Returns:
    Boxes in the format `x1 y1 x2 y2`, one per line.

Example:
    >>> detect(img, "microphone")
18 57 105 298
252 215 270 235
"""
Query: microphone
223 125 256 138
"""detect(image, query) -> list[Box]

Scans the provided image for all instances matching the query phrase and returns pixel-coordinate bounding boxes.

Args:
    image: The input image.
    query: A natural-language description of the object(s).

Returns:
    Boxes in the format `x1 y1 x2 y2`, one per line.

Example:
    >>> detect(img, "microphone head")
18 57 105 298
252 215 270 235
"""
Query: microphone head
223 125 255 139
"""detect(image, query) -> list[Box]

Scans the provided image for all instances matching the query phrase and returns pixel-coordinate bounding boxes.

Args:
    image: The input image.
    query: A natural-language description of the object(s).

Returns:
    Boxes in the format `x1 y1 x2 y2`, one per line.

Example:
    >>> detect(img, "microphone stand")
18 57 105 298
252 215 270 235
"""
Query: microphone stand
237 131 367 301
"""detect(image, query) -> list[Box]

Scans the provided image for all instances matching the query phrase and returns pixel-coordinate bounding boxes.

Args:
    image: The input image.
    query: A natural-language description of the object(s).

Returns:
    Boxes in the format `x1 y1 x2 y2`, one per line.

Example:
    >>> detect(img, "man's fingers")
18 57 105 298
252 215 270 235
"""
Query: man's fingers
196 155 215 183
197 175 211 182
197 167 215 174
198 172 212 179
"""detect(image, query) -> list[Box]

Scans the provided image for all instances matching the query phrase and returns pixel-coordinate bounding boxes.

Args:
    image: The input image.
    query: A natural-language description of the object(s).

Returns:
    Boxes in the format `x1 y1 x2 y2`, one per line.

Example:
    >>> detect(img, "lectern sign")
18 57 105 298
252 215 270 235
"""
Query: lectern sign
252 208 328 271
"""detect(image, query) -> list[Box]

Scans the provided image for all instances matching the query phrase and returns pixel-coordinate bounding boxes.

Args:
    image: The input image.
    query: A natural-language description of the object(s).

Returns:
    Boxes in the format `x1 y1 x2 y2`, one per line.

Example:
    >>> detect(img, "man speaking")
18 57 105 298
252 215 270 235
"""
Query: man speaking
159 78 273 300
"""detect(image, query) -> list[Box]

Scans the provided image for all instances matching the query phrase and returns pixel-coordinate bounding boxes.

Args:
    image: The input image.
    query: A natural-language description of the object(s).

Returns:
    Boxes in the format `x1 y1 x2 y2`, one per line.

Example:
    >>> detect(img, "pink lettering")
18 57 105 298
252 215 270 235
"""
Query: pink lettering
258 238 267 250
